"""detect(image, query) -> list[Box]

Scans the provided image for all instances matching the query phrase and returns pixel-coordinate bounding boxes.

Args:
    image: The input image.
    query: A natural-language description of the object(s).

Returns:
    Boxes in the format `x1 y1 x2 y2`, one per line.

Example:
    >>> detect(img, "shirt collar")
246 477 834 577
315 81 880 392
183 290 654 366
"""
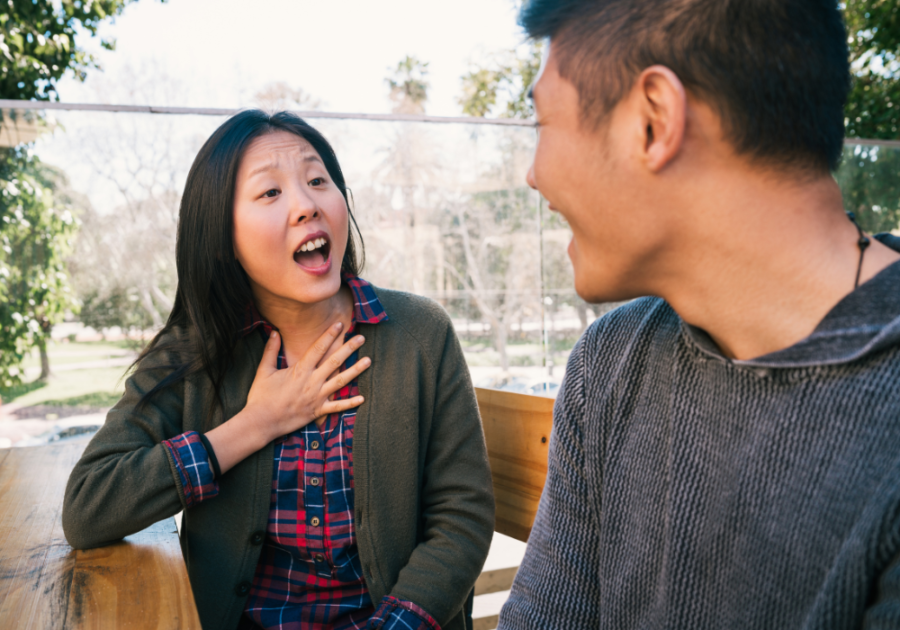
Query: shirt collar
239 272 388 338
683 233 900 369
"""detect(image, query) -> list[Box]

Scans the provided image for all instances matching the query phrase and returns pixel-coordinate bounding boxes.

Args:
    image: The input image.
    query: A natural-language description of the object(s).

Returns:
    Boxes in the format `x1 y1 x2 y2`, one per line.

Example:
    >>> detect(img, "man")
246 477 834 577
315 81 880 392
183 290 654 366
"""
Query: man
498 1 900 628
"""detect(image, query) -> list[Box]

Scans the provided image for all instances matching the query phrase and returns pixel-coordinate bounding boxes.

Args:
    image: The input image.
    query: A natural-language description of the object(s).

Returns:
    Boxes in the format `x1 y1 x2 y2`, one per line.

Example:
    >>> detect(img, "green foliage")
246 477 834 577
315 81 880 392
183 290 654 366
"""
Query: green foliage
386 55 430 114
459 41 543 119
78 286 155 350
0 149 79 387
843 0 900 140
0 0 156 386
836 143 900 232
0 0 149 101
839 1 900 231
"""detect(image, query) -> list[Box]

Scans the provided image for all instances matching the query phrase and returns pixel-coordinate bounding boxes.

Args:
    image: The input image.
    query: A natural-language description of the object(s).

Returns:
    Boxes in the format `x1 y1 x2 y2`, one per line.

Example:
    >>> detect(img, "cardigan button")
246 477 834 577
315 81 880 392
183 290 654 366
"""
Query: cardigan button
235 581 251 596
250 531 265 545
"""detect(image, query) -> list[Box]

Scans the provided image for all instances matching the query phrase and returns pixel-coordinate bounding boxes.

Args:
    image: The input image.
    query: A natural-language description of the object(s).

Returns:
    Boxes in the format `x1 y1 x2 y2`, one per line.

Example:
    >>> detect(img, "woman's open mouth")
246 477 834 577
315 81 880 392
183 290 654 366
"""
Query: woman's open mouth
293 235 332 273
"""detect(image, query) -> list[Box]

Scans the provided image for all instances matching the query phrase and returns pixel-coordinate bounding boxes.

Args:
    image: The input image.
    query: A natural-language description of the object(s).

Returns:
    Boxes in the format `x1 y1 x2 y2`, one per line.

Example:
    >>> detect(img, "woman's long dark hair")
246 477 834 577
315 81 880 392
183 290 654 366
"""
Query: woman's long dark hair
134 110 365 424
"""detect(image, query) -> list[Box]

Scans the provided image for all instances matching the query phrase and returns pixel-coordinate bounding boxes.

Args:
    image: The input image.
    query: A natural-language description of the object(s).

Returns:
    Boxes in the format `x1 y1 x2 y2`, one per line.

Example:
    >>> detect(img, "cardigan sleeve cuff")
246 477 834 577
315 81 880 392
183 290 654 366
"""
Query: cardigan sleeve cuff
368 596 441 630
162 431 219 508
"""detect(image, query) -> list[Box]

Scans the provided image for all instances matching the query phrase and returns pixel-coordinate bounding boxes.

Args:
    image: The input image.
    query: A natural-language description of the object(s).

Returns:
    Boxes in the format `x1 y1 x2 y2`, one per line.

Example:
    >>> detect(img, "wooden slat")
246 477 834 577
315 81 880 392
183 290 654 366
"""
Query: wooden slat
476 388 554 542
474 566 518 596
0 441 202 629
473 615 499 630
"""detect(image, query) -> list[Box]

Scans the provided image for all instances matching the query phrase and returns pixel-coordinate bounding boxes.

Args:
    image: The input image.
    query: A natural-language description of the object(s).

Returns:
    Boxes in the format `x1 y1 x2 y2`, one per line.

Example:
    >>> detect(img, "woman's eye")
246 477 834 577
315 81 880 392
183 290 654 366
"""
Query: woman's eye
309 177 324 187
263 189 279 198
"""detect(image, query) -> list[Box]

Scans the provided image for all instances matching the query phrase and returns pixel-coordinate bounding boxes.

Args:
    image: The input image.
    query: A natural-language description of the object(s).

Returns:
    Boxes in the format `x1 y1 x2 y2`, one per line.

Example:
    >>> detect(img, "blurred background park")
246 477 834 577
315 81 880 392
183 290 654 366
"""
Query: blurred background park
0 0 898 447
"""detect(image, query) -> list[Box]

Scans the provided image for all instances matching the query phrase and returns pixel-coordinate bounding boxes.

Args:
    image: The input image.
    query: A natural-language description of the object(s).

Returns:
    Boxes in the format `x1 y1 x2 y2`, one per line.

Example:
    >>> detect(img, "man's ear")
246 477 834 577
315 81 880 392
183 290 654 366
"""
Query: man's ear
635 65 687 172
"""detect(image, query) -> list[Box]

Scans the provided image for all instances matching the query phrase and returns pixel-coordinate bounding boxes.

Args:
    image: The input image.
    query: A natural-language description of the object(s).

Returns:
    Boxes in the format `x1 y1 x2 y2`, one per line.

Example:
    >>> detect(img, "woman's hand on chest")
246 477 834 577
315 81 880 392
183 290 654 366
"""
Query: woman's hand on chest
205 322 370 474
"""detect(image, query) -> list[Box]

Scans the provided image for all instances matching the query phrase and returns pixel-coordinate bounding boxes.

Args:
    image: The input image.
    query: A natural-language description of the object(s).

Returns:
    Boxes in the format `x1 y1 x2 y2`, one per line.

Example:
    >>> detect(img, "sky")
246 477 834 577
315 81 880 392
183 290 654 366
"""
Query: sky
56 0 528 116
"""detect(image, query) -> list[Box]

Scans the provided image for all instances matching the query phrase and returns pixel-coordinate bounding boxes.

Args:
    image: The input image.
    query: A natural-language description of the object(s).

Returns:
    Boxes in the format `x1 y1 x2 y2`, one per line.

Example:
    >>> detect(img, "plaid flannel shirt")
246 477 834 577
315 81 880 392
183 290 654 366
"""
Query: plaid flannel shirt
163 274 440 630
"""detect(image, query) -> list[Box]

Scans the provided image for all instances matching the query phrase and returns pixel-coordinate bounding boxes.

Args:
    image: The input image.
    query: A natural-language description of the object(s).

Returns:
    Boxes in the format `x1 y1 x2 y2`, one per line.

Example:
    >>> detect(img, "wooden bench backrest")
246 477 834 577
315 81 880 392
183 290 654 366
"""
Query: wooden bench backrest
475 387 554 542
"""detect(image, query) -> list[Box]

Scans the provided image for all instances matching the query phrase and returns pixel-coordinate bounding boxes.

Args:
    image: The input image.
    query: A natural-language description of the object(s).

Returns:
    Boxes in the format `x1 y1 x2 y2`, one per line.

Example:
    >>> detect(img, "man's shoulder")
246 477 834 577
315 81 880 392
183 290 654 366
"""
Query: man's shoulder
557 297 681 415
580 296 682 361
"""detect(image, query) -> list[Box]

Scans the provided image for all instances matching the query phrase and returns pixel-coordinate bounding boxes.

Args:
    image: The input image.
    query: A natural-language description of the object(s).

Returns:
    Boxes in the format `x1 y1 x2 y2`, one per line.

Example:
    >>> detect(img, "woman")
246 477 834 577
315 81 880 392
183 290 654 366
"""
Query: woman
63 110 494 630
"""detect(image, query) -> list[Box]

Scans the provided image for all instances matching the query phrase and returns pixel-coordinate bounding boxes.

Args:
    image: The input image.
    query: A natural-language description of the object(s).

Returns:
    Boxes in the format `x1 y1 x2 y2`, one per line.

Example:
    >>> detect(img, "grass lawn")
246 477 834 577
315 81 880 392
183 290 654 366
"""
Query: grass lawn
2 339 135 408
4 367 128 408
20 339 134 369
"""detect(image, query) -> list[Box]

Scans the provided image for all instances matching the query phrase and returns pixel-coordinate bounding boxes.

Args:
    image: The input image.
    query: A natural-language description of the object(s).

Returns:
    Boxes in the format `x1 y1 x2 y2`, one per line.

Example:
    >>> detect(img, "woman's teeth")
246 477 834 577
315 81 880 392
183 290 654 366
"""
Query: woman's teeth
299 237 327 253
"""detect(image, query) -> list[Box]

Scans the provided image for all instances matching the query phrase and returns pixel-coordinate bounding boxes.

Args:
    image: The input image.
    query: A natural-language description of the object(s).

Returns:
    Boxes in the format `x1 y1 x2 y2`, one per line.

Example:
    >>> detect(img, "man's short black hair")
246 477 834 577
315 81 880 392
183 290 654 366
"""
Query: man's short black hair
520 0 850 173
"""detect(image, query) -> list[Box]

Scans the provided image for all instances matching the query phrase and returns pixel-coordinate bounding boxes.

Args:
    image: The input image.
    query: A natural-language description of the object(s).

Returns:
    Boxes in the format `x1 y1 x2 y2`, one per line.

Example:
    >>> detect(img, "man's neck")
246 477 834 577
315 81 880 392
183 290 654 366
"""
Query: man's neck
651 170 900 361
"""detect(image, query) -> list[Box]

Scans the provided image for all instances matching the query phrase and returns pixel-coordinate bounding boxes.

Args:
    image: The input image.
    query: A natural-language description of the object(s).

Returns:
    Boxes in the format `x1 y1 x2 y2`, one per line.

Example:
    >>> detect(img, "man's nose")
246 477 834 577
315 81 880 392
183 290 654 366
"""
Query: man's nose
526 163 537 190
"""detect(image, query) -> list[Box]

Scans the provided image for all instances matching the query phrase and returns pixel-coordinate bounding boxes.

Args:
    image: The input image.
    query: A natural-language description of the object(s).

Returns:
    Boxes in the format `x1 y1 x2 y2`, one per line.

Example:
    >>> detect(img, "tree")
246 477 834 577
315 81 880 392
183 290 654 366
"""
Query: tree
458 41 543 119
843 0 900 141
253 81 322 112
0 151 78 386
62 67 196 343
386 56 430 115
0 0 151 101
840 1 900 233
0 0 156 388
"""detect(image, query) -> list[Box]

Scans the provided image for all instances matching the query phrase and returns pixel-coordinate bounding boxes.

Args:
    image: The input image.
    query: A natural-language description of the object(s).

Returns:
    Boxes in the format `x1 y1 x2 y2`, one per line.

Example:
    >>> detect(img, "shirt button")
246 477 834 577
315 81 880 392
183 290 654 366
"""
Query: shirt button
250 531 265 545
234 581 252 596
315 553 325 563
310 516 320 527
310 477 320 487
310 441 320 449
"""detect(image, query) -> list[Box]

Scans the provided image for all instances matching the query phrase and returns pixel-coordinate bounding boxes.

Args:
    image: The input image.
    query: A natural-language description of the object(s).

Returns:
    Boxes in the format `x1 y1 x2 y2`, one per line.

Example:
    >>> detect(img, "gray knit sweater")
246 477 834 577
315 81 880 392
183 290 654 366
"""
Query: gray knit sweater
500 234 900 629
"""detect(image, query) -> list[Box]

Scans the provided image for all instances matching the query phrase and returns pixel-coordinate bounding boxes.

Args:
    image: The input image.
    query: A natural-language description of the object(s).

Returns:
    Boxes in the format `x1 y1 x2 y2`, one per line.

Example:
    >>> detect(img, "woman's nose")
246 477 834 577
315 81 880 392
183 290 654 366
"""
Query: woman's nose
290 187 318 223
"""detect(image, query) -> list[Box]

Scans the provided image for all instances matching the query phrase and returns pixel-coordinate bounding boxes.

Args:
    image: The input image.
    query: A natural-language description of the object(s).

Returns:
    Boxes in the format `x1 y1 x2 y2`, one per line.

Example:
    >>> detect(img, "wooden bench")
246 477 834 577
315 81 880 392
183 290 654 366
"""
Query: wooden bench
0 440 201 629
471 387 554 630
0 388 554 630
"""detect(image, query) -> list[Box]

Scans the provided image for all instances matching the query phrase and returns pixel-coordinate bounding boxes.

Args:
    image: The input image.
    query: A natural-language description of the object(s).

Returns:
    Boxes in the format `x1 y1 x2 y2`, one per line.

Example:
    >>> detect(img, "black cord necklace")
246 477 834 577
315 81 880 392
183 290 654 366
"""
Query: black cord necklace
846 211 870 290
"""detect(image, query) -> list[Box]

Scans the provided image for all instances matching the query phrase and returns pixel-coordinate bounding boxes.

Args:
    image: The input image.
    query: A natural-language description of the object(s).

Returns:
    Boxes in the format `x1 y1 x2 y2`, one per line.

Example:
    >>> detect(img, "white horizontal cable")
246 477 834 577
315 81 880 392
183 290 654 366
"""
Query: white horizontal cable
0 99 536 127
0 100 894 145
843 137 900 148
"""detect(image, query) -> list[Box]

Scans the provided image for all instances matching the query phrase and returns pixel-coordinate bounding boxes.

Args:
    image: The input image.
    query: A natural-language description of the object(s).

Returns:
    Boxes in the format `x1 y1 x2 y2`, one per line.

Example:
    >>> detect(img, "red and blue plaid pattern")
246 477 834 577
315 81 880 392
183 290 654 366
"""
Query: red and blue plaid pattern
369 597 440 630
163 431 219 508
164 275 439 630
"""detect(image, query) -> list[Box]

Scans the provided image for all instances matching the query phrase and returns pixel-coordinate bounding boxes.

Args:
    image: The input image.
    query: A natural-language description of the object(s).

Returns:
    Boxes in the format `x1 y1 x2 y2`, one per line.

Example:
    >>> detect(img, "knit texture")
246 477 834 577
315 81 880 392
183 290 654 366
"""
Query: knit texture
500 241 900 629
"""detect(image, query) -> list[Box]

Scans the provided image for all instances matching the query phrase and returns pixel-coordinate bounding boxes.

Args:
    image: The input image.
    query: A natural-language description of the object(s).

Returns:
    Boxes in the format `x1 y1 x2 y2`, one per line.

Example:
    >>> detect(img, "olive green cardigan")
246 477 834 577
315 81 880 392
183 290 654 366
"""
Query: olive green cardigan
62 288 495 630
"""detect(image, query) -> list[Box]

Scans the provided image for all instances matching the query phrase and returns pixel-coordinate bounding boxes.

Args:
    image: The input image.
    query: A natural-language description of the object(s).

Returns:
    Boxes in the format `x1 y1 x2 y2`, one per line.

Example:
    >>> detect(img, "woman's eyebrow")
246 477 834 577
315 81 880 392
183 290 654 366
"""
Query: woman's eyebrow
246 162 278 179
246 154 322 179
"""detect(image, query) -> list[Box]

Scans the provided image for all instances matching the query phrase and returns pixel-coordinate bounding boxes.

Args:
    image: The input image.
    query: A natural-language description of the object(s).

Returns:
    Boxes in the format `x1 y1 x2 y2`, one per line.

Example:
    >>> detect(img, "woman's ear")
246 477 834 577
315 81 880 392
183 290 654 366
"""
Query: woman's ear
635 65 687 173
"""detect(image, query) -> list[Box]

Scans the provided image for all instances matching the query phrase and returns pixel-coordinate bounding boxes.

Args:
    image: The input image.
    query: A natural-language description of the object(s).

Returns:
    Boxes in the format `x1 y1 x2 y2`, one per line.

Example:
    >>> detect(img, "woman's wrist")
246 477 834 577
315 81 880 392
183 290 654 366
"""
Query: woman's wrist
205 405 274 474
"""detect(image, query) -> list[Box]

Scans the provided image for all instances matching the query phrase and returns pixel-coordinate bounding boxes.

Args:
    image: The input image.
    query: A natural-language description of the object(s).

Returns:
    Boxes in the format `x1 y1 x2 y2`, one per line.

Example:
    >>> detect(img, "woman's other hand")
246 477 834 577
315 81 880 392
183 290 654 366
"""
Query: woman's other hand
205 322 370 474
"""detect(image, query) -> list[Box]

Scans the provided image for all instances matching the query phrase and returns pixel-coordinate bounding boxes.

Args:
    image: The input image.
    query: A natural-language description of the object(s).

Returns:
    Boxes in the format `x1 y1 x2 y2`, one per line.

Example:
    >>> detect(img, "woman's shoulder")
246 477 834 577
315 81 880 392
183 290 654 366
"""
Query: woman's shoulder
372 286 453 328
133 323 194 373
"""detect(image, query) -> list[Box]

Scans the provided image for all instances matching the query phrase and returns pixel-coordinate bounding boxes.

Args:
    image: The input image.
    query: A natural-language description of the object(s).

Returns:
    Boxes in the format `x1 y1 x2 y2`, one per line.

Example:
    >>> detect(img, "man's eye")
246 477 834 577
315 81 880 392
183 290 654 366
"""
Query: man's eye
263 189 279 198
309 177 324 186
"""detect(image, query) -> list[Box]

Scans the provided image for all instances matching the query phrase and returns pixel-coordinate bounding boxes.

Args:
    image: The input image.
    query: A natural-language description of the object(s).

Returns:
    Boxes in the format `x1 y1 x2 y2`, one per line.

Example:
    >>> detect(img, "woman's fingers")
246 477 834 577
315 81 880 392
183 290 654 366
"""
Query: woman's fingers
257 330 282 375
316 334 367 377
300 322 344 369
318 395 366 417
322 356 371 395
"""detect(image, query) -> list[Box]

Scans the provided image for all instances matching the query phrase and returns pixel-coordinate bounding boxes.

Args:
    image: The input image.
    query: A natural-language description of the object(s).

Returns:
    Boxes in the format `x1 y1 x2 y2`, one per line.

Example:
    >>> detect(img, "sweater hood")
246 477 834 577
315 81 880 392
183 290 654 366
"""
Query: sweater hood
684 233 900 369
